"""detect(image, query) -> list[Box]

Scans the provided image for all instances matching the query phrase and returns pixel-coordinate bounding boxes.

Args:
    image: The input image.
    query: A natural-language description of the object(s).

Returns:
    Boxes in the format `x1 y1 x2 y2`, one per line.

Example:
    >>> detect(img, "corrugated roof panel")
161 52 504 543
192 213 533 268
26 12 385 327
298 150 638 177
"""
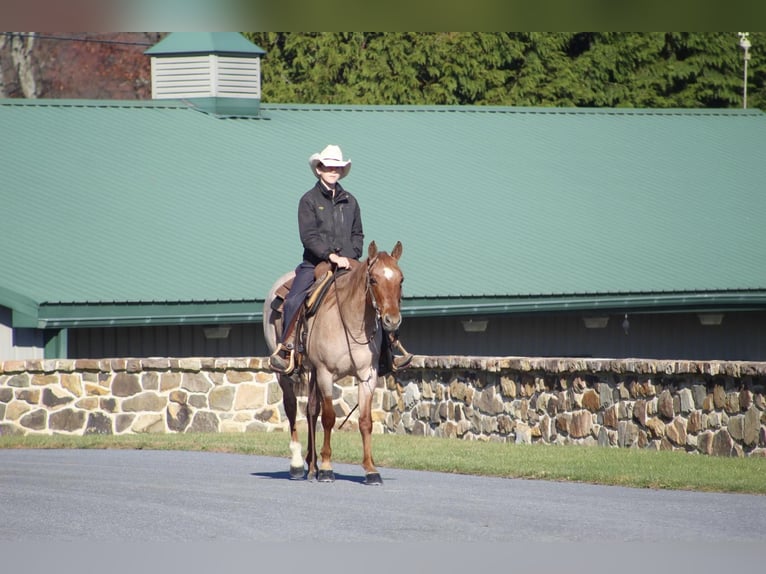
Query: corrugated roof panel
144 32 266 56
2 102 765 321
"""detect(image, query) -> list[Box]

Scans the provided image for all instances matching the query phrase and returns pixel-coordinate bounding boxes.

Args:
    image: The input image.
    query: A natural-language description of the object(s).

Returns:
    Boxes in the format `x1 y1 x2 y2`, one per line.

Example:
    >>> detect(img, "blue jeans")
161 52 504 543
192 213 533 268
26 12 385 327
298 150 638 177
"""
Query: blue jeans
281 261 316 341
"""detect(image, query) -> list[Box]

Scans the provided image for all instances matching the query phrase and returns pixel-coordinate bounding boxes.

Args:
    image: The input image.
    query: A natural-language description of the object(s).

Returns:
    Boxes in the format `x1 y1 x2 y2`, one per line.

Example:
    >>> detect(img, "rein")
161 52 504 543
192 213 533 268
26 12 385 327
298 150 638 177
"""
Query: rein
334 257 382 429
333 257 381 347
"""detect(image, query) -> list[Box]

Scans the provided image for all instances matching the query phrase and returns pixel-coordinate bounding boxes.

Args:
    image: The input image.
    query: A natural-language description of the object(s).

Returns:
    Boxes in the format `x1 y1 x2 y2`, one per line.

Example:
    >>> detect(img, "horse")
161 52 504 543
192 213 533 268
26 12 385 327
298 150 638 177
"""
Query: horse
263 241 405 485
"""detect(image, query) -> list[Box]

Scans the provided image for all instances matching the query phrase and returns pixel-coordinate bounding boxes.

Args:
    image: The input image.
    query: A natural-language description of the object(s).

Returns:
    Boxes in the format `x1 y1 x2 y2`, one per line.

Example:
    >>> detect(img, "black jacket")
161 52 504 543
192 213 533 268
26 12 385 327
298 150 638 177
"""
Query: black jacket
298 181 364 266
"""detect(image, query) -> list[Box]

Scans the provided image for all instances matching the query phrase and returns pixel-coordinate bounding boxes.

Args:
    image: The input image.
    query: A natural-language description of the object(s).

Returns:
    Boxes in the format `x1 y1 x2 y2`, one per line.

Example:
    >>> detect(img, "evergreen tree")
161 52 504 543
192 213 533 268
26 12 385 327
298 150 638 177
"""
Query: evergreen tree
245 32 765 110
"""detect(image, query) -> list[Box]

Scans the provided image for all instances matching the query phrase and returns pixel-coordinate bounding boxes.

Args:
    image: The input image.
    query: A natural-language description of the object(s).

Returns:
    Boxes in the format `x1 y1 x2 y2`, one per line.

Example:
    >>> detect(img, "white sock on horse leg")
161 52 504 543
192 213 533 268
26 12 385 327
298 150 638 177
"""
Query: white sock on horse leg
289 440 303 468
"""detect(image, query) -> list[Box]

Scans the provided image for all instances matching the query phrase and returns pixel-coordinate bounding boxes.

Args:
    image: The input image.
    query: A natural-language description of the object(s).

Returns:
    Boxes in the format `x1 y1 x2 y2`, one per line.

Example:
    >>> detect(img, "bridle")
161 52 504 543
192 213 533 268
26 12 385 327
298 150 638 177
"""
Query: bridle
334 254 382 347
366 255 382 318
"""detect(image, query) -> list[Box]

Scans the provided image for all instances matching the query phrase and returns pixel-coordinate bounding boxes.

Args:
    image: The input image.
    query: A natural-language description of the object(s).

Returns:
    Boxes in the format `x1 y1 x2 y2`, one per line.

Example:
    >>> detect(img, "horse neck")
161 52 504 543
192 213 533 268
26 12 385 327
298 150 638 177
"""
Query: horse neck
334 261 375 325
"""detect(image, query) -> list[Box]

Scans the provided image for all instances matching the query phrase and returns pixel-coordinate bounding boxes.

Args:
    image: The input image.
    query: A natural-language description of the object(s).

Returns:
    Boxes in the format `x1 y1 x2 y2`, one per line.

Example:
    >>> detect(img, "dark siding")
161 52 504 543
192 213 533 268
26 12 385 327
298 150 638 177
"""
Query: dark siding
68 324 269 359
68 311 766 362
398 311 766 361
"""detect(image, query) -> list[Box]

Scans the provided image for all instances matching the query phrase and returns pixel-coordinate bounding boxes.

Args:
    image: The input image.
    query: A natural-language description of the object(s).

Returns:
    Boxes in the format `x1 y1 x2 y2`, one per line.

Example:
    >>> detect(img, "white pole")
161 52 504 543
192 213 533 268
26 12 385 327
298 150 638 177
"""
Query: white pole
738 33 751 109
743 50 749 109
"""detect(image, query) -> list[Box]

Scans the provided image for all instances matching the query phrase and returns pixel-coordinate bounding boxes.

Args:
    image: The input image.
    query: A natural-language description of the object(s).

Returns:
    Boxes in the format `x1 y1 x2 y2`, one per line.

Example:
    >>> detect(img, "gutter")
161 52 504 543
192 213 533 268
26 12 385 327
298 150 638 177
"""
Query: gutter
23 290 766 329
35 301 263 329
401 291 766 317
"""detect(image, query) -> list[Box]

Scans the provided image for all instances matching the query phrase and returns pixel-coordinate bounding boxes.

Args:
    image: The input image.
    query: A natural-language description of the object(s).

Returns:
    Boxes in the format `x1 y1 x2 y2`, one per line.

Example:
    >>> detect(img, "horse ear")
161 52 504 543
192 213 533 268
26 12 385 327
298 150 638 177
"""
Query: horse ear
391 241 402 260
368 241 378 259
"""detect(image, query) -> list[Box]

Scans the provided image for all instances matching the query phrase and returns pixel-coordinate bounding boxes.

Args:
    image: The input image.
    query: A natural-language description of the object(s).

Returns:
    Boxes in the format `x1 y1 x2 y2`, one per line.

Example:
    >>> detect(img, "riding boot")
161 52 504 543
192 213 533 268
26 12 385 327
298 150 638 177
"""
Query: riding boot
390 335 414 371
269 343 295 375
269 314 299 375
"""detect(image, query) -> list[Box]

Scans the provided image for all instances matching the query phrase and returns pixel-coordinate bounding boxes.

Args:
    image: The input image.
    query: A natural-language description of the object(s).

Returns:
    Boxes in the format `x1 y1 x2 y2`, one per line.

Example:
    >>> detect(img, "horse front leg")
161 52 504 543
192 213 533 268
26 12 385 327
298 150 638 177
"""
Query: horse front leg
278 374 304 480
305 371 320 481
317 371 337 482
358 369 382 485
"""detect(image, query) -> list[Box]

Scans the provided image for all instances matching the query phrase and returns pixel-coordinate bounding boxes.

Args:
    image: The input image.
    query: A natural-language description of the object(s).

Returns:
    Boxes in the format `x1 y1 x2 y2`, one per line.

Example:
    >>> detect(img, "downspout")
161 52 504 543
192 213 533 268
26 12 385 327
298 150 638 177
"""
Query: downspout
44 329 68 359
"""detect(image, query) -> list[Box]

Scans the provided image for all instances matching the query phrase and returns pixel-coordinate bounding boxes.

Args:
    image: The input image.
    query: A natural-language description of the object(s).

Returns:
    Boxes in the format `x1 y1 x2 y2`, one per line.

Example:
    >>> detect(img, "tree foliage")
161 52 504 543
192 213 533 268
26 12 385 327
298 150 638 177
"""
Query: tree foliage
245 32 765 110
0 33 160 99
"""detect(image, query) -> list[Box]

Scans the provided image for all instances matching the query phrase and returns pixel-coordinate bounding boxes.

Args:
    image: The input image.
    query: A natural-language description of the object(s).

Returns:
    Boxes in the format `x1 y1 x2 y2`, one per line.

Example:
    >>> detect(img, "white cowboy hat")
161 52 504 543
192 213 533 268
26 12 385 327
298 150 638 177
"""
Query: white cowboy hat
309 144 352 179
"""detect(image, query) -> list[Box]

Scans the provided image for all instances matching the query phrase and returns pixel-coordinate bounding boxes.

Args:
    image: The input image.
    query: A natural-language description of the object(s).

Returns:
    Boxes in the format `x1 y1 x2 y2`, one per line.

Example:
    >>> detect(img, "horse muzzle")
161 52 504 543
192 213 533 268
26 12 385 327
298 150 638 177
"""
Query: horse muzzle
381 312 402 333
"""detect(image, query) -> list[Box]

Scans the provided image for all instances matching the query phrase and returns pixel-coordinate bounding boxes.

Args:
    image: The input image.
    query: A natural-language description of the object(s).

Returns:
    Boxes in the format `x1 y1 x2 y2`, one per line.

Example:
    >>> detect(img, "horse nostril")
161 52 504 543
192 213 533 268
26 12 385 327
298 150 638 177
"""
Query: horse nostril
382 314 402 332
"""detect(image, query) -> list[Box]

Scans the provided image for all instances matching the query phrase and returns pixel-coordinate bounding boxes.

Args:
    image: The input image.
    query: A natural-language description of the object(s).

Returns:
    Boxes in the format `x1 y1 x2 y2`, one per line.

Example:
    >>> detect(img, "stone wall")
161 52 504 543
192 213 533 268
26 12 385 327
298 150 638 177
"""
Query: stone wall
1 356 765 457
0 358 285 436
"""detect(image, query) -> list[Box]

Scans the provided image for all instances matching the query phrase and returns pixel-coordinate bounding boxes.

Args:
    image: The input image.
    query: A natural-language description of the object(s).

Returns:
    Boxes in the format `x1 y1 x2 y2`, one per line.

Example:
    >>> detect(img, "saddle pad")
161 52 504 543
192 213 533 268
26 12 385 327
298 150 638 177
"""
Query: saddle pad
271 277 294 312
305 270 335 317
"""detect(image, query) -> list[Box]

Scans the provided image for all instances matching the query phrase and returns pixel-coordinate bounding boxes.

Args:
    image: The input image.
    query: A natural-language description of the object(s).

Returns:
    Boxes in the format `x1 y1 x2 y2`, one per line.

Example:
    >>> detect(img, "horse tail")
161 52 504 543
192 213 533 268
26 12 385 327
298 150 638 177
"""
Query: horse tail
263 271 296 354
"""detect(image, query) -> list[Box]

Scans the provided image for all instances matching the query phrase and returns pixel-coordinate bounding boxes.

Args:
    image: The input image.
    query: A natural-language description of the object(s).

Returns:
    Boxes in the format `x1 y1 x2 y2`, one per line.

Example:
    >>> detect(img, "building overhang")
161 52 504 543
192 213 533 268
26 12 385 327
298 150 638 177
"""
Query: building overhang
5 290 766 330
32 301 262 329
401 290 766 318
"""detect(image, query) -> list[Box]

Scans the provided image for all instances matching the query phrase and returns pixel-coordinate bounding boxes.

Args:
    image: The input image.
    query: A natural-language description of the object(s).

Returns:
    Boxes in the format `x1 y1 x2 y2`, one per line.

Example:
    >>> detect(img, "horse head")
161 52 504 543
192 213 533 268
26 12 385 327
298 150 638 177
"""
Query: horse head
367 240 404 334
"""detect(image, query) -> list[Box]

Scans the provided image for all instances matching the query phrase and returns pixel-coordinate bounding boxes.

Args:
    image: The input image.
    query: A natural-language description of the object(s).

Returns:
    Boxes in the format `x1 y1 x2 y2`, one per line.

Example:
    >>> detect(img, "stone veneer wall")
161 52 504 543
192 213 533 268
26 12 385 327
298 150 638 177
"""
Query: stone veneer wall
1 356 765 457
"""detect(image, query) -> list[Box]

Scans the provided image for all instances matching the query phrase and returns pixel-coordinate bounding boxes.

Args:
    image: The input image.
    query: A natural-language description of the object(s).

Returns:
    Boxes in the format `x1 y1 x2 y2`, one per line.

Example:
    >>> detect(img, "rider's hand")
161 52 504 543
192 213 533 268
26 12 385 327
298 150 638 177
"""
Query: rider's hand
328 253 350 269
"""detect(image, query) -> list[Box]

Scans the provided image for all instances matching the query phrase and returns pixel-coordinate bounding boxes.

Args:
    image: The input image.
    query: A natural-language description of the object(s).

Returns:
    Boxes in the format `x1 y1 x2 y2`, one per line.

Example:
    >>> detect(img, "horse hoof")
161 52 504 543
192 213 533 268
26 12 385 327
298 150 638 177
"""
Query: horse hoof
317 469 335 483
289 466 305 480
364 472 383 486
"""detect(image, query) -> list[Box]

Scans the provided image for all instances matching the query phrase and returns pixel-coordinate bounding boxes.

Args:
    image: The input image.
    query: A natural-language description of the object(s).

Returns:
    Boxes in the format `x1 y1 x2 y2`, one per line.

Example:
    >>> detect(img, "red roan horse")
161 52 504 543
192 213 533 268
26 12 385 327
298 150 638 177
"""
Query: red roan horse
263 241 405 485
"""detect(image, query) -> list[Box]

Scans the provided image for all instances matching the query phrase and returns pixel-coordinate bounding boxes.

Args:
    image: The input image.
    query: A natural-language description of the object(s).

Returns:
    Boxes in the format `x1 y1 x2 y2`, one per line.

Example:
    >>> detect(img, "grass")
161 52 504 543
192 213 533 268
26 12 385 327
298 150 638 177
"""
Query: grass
2 431 765 495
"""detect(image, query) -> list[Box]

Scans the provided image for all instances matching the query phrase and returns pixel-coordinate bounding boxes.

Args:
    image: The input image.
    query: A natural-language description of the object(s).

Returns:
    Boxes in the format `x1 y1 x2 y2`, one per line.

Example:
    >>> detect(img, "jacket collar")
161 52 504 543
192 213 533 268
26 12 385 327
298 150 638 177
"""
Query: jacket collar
317 180 347 201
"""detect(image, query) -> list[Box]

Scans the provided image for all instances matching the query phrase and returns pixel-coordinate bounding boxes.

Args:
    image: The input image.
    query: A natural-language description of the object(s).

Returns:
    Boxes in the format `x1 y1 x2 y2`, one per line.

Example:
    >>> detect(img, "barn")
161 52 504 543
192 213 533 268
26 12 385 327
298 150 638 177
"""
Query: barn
2 32 766 362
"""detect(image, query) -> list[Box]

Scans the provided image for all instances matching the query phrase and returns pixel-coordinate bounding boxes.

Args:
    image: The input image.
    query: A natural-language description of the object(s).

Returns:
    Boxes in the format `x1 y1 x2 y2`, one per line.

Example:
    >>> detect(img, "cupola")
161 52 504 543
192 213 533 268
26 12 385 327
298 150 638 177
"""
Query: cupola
145 32 266 117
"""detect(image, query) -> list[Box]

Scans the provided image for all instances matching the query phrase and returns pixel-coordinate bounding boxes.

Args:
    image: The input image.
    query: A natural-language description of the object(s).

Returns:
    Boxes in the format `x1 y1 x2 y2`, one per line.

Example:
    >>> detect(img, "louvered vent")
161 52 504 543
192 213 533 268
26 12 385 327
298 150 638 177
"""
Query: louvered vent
151 55 261 100
145 33 266 117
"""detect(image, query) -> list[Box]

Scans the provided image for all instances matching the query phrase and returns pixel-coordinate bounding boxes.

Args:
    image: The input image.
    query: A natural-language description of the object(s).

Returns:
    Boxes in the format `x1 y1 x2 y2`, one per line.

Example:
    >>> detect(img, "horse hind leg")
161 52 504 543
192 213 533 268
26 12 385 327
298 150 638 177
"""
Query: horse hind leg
278 374 305 480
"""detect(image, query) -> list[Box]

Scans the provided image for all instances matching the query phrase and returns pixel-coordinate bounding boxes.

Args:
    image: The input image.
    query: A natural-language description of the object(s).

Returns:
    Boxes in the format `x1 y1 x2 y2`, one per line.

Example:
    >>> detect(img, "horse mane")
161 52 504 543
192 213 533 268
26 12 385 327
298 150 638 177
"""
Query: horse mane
326 256 367 303
339 257 366 287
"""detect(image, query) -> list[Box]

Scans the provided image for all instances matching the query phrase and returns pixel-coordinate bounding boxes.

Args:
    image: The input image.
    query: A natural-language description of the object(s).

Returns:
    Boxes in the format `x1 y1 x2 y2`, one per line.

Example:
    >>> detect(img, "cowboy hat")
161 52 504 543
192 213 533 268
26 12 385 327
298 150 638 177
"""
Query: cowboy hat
309 144 352 179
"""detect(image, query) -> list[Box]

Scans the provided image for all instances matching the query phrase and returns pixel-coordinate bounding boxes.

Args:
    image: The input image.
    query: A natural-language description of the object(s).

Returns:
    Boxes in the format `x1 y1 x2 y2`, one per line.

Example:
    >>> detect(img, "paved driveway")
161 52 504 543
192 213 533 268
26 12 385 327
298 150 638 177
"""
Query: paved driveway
1 448 764 545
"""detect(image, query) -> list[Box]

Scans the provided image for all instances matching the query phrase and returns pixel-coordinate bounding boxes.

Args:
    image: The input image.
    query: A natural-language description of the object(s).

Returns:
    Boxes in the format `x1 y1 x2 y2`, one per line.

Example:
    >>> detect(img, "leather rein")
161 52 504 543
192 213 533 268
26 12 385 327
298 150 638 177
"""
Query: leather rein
333 256 383 429
333 255 381 347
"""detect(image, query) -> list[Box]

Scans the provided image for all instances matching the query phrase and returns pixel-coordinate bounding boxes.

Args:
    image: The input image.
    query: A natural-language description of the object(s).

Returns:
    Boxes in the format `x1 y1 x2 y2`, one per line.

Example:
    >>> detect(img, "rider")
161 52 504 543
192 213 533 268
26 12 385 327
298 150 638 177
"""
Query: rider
269 144 413 376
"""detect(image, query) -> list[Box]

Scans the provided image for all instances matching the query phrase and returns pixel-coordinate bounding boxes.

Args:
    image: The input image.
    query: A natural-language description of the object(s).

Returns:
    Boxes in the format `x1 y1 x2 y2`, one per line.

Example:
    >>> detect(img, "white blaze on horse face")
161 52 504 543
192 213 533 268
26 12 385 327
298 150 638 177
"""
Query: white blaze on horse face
382 266 395 281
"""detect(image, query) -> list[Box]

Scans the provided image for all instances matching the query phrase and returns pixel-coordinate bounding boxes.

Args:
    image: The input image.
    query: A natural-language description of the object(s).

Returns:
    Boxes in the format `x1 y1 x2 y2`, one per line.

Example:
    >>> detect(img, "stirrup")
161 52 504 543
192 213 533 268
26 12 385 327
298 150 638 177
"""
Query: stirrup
391 340 413 371
269 344 295 375
392 352 413 371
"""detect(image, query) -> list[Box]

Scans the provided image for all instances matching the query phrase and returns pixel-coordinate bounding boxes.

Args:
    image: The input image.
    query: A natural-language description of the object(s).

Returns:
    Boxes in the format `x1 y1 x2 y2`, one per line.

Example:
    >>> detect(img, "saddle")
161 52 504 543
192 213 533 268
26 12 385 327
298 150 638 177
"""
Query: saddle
270 261 336 318
270 263 338 378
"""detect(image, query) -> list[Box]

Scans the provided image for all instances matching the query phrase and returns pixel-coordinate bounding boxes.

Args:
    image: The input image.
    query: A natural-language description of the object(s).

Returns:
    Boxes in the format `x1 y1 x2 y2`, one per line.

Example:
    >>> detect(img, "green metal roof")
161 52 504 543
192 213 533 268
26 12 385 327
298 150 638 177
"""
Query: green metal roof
144 32 266 56
2 99 766 328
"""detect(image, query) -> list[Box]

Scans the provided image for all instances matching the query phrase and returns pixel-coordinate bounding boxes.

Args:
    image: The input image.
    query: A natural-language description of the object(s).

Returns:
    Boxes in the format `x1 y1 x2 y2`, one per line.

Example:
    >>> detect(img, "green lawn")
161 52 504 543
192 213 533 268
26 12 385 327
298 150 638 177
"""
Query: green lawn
2 431 765 495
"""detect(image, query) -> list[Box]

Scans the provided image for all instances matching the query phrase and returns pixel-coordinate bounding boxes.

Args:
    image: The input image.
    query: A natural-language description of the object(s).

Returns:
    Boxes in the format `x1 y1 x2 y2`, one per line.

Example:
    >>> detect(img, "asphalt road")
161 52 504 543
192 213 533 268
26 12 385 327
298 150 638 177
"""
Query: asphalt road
1 448 764 545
